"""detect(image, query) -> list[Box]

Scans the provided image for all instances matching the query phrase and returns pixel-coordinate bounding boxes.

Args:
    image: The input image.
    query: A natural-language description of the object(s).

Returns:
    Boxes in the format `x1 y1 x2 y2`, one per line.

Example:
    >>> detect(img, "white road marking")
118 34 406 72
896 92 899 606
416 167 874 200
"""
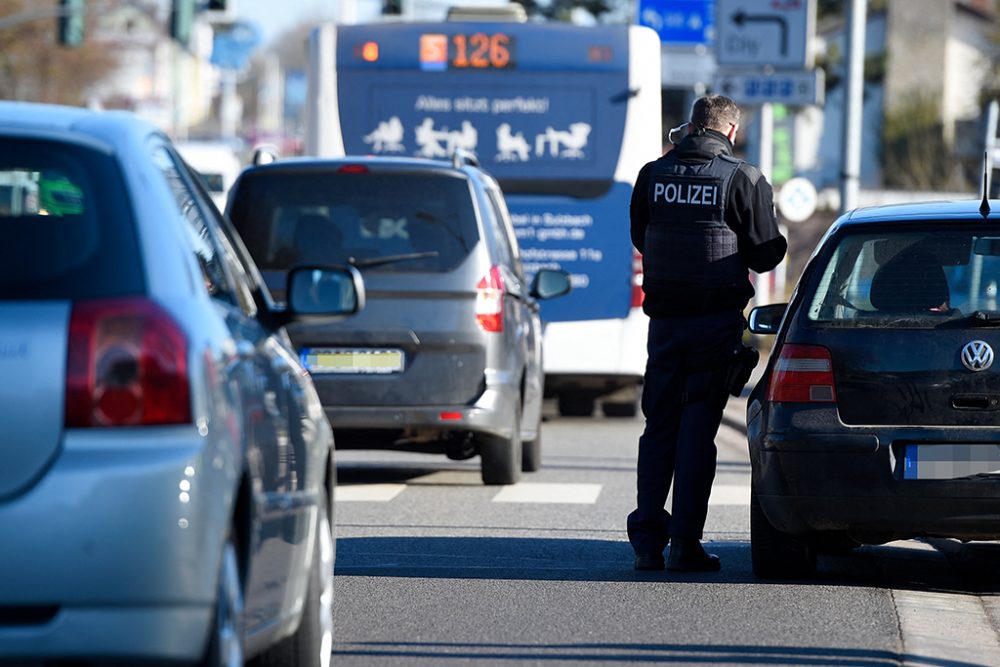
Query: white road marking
708 484 750 505
895 589 1000 665
492 483 602 504
335 484 407 502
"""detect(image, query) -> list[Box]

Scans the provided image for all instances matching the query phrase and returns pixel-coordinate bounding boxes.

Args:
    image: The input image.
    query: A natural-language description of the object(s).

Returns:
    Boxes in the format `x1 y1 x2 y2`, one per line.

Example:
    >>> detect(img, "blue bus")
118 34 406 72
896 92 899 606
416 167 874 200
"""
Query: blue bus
306 17 662 416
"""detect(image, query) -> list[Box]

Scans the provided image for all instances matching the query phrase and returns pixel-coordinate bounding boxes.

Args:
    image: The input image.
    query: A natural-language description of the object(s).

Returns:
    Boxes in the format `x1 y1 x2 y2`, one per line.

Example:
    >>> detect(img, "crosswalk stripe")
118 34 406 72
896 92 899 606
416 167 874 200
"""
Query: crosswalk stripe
335 484 407 502
709 484 750 506
492 482 602 504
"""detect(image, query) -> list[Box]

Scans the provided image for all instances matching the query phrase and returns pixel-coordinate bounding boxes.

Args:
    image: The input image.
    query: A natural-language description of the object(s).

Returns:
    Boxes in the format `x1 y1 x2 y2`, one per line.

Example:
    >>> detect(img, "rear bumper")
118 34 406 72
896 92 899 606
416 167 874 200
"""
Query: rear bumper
754 429 1000 541
0 427 233 662
325 382 518 441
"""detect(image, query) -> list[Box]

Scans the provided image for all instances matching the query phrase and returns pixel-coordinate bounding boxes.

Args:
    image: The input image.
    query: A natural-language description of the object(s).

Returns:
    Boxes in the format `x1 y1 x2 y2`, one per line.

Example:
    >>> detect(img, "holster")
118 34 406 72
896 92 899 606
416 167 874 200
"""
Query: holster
722 344 759 397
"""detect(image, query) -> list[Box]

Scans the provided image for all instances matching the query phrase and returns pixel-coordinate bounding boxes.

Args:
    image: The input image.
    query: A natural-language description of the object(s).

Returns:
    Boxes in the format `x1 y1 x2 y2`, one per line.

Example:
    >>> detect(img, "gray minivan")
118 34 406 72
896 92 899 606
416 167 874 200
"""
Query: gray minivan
228 153 570 484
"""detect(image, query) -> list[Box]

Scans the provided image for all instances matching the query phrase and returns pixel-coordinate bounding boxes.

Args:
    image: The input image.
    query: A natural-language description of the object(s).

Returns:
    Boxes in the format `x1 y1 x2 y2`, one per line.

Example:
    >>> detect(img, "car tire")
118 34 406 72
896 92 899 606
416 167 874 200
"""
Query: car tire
558 394 594 417
750 486 816 580
252 493 335 667
481 400 523 485
201 535 245 667
602 400 638 418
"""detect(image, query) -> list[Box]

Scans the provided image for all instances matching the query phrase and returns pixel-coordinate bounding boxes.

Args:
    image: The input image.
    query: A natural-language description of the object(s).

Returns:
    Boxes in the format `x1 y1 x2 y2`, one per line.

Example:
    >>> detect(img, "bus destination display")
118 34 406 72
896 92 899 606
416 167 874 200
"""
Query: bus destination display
419 33 516 71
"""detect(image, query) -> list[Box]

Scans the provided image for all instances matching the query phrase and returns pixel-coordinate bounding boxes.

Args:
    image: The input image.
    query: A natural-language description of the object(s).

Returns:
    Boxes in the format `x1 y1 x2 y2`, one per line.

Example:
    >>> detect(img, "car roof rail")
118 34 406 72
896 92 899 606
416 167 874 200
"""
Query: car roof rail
451 148 480 169
252 143 280 166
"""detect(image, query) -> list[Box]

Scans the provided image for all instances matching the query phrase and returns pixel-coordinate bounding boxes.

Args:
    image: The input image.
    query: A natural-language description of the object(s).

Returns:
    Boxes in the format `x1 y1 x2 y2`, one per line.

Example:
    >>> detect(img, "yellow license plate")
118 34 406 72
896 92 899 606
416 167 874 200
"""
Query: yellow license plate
302 348 404 374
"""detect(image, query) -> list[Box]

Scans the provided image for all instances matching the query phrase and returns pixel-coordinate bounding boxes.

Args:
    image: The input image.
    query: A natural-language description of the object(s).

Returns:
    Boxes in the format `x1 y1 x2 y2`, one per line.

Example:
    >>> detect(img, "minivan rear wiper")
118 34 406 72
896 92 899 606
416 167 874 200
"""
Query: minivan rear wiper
348 251 439 269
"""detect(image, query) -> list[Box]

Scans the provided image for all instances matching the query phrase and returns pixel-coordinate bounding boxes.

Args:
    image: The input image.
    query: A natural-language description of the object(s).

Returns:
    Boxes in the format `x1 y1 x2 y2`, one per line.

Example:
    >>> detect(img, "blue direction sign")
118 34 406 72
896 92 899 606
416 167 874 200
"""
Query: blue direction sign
211 21 262 71
638 0 715 46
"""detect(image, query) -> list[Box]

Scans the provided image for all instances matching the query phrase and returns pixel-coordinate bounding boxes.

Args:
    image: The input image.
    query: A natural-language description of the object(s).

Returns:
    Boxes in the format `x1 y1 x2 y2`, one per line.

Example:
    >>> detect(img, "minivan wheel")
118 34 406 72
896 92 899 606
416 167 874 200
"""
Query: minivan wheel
750 486 816 580
252 493 334 667
522 424 542 473
202 535 245 667
481 401 523 485
558 394 594 417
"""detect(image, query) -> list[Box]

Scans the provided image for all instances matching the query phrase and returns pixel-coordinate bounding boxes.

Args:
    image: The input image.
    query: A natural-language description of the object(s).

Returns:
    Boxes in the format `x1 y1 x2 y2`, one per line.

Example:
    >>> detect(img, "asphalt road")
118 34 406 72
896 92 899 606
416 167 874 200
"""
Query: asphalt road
330 393 1000 666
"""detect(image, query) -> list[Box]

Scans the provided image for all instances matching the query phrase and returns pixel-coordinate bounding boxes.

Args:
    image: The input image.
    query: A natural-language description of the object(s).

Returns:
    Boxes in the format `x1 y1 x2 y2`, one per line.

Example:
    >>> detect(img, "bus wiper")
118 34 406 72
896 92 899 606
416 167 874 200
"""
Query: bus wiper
348 251 439 269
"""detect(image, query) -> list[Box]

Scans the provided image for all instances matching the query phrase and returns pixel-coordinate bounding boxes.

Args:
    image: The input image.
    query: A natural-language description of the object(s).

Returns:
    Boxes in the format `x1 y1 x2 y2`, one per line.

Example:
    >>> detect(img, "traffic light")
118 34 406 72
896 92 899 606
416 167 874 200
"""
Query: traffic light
58 0 85 48
170 0 195 45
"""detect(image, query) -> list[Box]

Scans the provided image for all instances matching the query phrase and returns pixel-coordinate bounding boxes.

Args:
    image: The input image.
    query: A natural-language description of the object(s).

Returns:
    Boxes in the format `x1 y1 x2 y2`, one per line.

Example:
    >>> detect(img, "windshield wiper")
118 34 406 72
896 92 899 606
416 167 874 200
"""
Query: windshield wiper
942 310 1000 327
348 251 439 269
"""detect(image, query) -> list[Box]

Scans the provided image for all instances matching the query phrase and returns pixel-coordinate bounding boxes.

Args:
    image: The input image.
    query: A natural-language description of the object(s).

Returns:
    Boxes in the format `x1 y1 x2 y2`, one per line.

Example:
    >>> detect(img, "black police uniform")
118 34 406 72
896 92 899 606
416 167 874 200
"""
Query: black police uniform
627 127 787 561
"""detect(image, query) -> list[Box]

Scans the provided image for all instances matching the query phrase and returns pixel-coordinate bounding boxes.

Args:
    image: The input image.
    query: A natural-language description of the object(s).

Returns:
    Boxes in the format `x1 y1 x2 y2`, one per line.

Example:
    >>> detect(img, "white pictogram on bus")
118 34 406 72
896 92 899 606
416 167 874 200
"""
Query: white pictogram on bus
534 122 591 159
495 123 531 162
415 118 478 158
363 116 405 153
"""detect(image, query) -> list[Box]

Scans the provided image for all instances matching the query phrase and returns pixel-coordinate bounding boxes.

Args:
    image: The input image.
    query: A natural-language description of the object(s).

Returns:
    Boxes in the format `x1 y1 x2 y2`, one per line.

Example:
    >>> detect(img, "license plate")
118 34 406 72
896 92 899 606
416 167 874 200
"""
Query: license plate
902 444 1000 480
301 348 404 374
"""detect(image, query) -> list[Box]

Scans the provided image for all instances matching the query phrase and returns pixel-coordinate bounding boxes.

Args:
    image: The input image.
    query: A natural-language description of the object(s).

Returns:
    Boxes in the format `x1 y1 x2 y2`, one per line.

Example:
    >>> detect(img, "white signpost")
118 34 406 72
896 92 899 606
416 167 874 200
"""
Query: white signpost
716 0 815 68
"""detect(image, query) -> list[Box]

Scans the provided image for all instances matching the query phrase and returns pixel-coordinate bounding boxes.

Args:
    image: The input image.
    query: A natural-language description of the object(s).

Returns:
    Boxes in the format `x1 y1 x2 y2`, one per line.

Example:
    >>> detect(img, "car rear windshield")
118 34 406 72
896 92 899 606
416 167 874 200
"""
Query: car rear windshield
229 169 480 273
0 138 143 300
806 223 1000 328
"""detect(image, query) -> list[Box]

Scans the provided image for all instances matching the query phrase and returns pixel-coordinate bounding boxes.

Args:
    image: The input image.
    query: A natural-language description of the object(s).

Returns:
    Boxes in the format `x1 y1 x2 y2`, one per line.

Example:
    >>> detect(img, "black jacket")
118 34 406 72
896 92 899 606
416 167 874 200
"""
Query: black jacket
630 129 787 317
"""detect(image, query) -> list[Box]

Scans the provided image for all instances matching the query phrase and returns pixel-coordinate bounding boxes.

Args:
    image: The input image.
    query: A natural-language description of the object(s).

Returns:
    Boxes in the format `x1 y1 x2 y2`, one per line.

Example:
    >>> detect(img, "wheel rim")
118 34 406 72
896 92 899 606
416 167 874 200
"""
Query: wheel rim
318 513 334 667
215 541 245 667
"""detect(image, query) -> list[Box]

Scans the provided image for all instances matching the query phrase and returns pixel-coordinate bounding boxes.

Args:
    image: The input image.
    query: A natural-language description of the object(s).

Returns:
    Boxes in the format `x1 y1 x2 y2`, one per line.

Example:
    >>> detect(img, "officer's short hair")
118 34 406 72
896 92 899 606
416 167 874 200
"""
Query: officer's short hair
691 95 741 134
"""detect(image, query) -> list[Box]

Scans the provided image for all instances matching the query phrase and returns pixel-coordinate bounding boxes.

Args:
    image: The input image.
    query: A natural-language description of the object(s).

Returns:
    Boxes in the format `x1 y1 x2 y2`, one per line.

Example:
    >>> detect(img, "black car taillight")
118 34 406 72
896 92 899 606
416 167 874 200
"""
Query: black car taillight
766 344 837 404
65 298 191 427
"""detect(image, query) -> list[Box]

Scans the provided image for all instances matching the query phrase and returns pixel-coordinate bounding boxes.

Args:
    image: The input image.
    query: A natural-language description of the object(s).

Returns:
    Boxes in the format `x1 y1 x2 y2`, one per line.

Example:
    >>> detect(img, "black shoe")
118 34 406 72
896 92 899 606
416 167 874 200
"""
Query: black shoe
666 539 721 572
634 553 665 571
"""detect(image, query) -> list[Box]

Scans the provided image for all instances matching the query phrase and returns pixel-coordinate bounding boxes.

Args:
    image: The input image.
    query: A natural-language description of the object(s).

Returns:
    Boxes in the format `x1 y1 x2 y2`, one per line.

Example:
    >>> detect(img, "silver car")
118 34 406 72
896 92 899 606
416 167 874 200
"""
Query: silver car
227 153 571 485
0 102 362 665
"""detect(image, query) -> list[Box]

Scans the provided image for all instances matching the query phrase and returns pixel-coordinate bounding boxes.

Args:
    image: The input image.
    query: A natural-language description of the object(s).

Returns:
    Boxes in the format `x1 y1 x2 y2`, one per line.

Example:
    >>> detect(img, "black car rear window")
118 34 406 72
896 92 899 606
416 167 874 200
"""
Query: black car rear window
229 169 479 273
806 223 1000 328
0 138 143 300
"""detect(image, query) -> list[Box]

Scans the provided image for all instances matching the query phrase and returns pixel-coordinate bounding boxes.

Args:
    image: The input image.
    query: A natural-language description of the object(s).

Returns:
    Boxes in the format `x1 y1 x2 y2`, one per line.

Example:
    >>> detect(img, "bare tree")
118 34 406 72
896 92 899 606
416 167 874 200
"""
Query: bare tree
0 0 119 105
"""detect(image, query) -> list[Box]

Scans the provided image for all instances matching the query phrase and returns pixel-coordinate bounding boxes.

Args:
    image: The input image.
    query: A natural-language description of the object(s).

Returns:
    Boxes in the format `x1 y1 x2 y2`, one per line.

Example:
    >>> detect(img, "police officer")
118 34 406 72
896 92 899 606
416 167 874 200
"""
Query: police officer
627 95 787 572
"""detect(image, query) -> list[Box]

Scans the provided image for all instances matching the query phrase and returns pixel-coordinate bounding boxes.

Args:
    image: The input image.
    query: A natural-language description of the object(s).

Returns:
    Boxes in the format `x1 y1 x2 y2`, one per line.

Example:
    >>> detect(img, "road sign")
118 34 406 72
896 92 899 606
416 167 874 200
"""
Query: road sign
777 177 818 223
211 21 262 71
713 69 823 106
638 0 714 46
716 0 814 68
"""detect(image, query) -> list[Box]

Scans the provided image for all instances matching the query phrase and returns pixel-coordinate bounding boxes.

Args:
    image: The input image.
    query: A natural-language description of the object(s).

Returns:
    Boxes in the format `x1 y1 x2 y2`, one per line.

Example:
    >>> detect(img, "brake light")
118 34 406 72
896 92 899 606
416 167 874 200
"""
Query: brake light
361 41 379 62
476 266 505 333
631 250 644 308
338 164 369 174
766 344 837 403
65 298 191 427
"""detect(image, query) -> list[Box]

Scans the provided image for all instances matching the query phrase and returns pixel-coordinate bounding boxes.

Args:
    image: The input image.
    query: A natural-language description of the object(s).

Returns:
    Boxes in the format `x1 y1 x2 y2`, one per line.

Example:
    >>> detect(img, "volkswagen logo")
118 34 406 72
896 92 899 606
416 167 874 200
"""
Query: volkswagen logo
961 340 995 372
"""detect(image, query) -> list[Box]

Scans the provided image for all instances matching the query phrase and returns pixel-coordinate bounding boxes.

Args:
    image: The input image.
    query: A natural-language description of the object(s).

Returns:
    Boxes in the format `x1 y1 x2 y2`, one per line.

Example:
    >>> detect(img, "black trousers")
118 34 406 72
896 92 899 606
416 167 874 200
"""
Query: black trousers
627 310 745 556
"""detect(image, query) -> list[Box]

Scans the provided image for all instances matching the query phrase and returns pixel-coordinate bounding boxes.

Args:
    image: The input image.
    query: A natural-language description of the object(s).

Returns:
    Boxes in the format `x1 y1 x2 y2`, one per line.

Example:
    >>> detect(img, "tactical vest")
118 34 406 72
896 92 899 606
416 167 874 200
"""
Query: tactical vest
643 153 747 290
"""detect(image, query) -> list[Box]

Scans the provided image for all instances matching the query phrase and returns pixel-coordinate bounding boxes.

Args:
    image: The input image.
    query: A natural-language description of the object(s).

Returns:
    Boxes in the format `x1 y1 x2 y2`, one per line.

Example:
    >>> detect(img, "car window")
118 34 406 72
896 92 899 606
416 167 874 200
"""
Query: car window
0 137 143 300
152 144 240 306
806 225 1000 327
486 188 524 278
229 169 479 273
481 190 513 271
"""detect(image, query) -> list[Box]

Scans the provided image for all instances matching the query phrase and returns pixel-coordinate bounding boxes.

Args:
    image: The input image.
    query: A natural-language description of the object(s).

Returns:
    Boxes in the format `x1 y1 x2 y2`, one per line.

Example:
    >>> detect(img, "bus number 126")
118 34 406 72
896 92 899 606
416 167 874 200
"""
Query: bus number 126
451 33 514 69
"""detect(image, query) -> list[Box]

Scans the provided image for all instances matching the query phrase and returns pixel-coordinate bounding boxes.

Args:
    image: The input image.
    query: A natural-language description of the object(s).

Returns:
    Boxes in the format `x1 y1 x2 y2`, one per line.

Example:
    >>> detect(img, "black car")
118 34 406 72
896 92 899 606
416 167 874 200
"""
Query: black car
746 199 1000 578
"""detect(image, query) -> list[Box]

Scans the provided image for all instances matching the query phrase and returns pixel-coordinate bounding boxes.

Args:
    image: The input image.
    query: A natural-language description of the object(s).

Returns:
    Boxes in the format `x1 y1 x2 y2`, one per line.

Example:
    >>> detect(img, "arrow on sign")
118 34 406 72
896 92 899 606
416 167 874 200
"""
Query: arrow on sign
732 10 788 56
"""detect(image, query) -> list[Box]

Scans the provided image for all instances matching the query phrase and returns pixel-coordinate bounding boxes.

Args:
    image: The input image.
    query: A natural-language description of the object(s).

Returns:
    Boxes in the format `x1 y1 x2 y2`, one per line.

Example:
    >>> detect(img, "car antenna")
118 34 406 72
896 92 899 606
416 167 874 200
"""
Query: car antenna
981 150 992 218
